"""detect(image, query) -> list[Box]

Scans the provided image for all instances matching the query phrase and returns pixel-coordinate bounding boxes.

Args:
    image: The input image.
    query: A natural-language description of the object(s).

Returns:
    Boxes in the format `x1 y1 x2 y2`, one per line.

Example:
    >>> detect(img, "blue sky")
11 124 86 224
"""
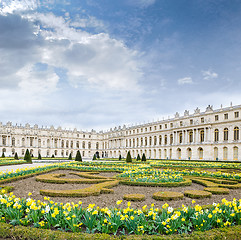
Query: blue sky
0 0 241 131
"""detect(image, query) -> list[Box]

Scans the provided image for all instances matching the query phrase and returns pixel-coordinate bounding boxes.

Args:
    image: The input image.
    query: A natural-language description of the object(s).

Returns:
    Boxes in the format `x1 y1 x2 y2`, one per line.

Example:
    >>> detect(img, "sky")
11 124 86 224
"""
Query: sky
0 0 241 131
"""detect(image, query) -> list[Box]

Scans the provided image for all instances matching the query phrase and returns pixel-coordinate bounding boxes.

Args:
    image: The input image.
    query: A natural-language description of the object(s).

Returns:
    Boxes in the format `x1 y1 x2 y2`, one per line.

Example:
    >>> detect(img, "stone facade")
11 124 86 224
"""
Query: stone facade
0 104 241 161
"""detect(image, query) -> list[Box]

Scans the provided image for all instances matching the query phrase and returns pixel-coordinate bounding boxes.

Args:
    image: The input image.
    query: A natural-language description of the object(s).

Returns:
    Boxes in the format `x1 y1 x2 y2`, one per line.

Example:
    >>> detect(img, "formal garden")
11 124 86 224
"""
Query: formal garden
1 152 241 239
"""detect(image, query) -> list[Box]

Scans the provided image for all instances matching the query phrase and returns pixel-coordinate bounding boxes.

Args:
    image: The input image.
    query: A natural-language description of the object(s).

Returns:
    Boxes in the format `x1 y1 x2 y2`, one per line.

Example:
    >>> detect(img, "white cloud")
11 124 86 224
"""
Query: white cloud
202 70 218 80
177 77 193 85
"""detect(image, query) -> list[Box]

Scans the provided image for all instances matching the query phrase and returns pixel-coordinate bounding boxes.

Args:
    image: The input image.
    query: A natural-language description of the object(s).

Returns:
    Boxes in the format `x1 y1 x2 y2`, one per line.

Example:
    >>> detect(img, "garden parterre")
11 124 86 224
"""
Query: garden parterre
1 161 241 236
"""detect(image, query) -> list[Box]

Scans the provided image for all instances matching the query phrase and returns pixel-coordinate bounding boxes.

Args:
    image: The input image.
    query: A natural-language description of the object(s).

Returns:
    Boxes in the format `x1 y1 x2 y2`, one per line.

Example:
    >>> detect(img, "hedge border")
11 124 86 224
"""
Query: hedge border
152 191 184 201
203 187 230 195
184 190 212 199
123 194 146 201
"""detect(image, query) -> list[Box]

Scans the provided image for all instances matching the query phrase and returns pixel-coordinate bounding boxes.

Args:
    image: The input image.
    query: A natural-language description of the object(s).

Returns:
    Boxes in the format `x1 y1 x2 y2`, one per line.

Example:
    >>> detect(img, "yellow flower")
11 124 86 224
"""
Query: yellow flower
28 192 32 196
217 219 221 223
92 210 98 215
208 214 212 218
130 216 134 220
192 200 196 204
181 218 185 222
116 200 122 205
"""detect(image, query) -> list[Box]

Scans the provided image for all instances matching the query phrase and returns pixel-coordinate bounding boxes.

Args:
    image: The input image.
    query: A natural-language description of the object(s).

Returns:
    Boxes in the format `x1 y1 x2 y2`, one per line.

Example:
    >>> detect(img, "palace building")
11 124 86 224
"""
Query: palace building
0 104 240 161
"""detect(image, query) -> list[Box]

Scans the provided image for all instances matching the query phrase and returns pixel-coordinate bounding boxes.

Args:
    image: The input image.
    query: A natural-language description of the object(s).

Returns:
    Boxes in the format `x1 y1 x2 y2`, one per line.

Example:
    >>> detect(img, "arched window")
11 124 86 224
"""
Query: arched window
129 139 131 147
223 147 228 160
200 130 204 142
133 138 135 147
145 137 147 146
159 135 162 145
38 139 41 147
12 138 15 146
179 133 182 144
198 147 203 159
66 140 69 148
224 128 228 141
149 136 152 146
22 138 25 147
189 131 193 143
82 141 85 149
141 138 143 146
76 141 80 148
233 146 238 160
169 148 172 159
70 141 73 148
61 140 64 148
187 148 192 160
214 129 219 142
159 149 161 159
96 142 99 150
154 136 157 145
164 149 167 159
88 142 91 149
177 148 181 159
165 135 168 145
137 138 139 146
234 127 239 141
126 139 128 147
214 147 218 160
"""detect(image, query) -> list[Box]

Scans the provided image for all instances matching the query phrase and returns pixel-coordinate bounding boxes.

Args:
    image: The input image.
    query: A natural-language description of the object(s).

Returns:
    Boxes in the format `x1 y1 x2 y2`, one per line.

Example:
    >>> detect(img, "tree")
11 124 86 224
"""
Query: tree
93 154 97 160
126 151 132 163
137 153 141 161
75 150 82 162
1 152 5 158
24 149 32 163
14 152 19 160
141 153 146 162
68 153 72 160
38 153 42 160
119 154 122 161
51 154 55 158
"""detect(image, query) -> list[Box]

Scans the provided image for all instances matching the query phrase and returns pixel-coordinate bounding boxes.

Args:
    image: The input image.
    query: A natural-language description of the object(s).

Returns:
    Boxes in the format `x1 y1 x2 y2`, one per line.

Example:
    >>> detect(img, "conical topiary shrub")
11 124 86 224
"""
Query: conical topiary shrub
137 153 141 161
24 149 32 163
141 153 146 162
119 154 122 161
1 152 5 158
75 150 82 162
93 154 97 160
126 151 132 163
38 153 42 160
68 153 72 160
51 154 55 158
14 152 19 160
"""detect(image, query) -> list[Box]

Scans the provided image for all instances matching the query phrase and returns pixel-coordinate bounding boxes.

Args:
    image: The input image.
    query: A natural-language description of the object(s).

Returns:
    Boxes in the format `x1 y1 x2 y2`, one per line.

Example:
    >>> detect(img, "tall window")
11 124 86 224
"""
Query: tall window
224 113 228 120
223 147 228 160
154 136 157 145
234 147 238 160
198 148 203 159
149 136 152 146
145 137 147 146
200 130 204 142
215 115 219 121
234 127 239 141
214 147 218 160
177 148 181 159
159 135 162 145
189 131 193 143
214 129 219 142
235 112 239 118
170 134 173 145
179 133 182 144
164 135 168 145
224 128 228 141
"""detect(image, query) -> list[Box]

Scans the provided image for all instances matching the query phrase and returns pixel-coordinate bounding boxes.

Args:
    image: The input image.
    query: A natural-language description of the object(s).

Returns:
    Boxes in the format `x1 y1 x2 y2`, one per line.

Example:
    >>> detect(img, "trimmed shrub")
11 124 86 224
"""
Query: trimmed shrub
75 150 82 162
68 153 72 160
1 152 5 158
136 154 141 161
14 152 19 160
119 155 122 161
204 187 230 195
184 190 212 199
123 194 145 201
51 154 55 158
141 153 146 162
93 154 97 160
126 151 132 163
38 153 42 160
24 149 32 164
153 191 184 201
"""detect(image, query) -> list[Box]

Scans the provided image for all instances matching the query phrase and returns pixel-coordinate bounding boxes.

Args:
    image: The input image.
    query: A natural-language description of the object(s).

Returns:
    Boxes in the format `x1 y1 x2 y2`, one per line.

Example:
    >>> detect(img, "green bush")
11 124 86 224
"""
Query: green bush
153 191 184 201
119 154 122 161
141 153 146 162
136 153 141 161
75 150 82 162
38 153 42 160
126 151 132 163
24 149 32 164
123 194 145 201
93 154 97 160
68 153 72 160
1 152 5 158
14 152 19 160
184 190 212 199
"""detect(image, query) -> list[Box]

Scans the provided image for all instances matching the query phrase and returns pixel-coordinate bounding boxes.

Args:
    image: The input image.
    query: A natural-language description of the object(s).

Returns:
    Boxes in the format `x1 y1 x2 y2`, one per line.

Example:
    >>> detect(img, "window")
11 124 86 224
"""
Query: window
159 135 162 145
214 147 218 160
224 128 228 141
170 134 173 144
145 128 147 132
235 112 239 118
214 129 219 142
159 125 162 129
201 117 204 123
165 124 167 129
149 136 152 146
170 123 173 128
189 131 193 143
141 128 143 132
180 121 183 127
224 113 228 120
190 119 193 125
154 136 157 145
137 129 139 133
179 133 182 144
154 126 157 130
234 127 239 141
200 130 204 142
234 147 238 160
215 115 219 121
133 130 135 134
150 127 152 131
164 135 167 145
223 147 228 160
